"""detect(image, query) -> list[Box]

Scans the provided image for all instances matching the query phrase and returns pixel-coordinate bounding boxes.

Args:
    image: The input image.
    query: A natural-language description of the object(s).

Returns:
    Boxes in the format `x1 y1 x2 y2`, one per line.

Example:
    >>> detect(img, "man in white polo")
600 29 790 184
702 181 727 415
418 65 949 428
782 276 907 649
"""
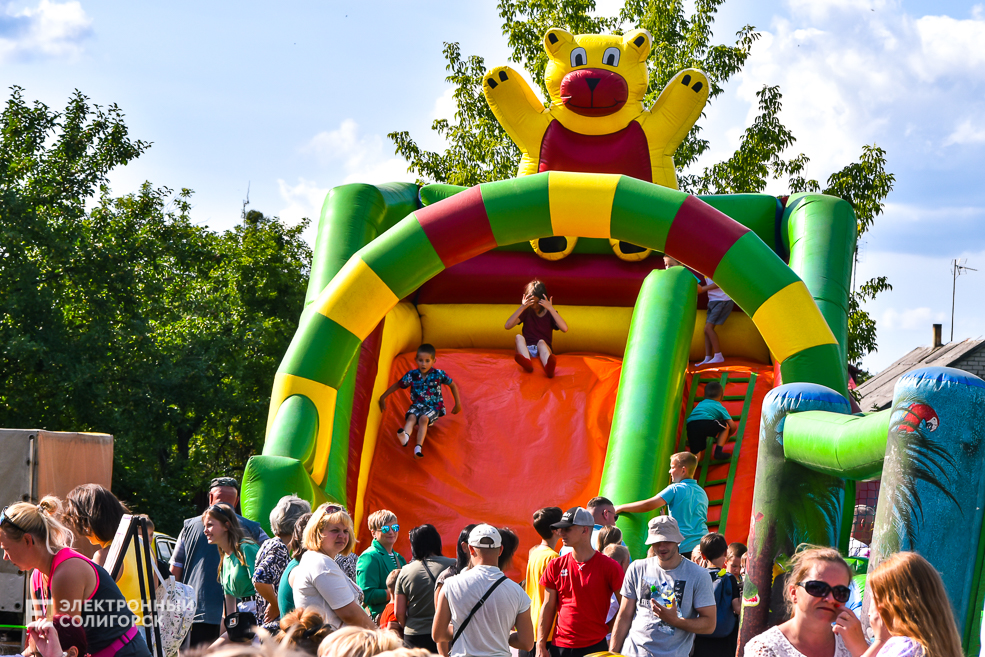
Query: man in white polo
434 524 534 657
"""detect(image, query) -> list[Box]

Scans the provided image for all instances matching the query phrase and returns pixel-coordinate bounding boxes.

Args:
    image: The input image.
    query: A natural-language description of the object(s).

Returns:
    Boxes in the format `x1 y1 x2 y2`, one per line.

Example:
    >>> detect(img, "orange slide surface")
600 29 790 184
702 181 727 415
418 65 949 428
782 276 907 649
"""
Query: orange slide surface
359 349 621 579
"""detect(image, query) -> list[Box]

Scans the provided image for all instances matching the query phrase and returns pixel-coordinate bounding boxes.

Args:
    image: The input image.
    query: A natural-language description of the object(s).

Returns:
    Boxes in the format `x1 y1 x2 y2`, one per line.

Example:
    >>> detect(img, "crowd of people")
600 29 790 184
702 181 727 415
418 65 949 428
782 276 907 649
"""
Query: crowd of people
0 472 966 657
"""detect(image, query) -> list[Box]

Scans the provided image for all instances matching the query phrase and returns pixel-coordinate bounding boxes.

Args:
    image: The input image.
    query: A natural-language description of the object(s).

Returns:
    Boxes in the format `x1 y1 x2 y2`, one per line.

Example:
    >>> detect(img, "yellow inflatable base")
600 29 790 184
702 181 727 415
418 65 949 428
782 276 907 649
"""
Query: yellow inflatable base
417 303 770 363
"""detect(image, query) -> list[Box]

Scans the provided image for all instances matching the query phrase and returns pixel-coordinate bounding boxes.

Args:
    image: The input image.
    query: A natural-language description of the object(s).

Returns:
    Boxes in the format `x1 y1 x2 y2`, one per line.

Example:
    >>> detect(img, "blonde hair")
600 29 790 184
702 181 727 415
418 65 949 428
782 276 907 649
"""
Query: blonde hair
603 544 630 569
303 504 356 555
280 607 334 655
869 552 963 657
367 510 397 533
385 569 400 591
783 546 852 614
1 497 75 555
316 627 401 657
672 451 698 477
597 525 622 551
374 650 431 657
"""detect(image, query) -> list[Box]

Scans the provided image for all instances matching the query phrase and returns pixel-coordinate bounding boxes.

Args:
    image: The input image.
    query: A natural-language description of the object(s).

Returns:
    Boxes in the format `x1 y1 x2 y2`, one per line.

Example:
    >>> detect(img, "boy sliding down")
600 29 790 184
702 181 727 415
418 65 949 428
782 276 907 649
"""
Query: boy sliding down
379 343 461 460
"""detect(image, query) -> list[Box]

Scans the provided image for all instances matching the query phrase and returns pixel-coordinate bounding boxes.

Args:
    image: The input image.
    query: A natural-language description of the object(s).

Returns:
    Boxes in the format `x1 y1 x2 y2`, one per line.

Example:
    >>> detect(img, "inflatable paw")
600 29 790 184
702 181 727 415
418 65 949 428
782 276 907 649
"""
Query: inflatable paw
483 28 709 261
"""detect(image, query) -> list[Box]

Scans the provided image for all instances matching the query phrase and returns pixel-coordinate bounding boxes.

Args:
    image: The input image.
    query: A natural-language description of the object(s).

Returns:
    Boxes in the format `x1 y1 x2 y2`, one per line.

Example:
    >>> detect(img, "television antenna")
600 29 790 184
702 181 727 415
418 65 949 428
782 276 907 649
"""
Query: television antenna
951 258 977 342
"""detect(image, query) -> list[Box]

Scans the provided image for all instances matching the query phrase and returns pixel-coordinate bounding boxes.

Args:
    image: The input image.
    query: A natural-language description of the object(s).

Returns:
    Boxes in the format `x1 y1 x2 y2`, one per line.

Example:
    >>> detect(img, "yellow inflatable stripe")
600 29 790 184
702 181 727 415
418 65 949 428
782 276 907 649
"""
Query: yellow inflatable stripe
353 302 423 531
752 282 838 363
548 171 619 239
315 257 399 340
267 372 338 486
416 303 771 364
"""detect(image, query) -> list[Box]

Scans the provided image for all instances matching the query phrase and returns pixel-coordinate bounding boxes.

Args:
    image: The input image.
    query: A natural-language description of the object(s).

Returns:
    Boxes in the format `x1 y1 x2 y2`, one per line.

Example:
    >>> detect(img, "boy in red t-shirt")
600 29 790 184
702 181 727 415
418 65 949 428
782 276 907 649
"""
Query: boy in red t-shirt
538 507 624 657
505 279 569 378
377 569 401 635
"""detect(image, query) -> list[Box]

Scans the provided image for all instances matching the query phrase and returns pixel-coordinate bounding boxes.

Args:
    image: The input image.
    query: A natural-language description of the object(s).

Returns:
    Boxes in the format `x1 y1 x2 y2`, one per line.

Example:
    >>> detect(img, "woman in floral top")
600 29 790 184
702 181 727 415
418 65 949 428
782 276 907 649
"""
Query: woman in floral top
252 495 310 630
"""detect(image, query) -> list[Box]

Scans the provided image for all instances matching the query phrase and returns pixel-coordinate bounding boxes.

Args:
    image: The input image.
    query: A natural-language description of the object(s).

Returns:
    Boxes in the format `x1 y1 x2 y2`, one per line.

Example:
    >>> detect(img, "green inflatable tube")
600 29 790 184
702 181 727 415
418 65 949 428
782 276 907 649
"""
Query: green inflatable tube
601 267 697 557
783 194 857 390
783 410 891 480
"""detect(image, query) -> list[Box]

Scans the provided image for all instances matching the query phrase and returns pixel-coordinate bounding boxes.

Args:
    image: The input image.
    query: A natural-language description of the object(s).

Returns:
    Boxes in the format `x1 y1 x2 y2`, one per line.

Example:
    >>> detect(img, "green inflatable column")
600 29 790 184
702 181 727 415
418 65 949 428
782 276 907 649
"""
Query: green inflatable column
601 267 697 557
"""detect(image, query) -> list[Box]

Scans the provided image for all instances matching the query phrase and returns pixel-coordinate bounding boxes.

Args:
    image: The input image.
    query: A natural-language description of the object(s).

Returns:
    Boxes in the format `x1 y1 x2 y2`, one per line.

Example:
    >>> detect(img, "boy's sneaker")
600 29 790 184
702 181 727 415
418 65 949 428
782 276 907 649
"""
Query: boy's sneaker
543 354 557 378
397 429 410 446
713 445 731 461
514 353 534 373
414 445 423 459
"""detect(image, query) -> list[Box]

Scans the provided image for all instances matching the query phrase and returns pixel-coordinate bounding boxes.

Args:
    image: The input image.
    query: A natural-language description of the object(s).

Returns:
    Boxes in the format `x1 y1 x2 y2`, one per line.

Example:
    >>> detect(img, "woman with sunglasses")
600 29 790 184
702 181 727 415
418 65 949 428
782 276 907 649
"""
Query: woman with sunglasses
0 498 151 657
356 509 407 619
856 552 962 657
745 547 868 657
203 502 260 642
294 503 376 630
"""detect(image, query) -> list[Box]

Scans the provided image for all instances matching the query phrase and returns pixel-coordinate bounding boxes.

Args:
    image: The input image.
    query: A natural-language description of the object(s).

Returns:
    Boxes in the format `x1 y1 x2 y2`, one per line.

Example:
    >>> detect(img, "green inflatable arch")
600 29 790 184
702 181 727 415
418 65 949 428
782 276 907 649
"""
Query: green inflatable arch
259 171 847 497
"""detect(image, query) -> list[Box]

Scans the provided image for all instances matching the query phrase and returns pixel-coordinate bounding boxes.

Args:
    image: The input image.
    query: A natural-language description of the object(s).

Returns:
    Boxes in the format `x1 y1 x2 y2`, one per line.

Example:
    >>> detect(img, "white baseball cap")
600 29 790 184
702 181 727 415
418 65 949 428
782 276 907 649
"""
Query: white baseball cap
468 524 502 548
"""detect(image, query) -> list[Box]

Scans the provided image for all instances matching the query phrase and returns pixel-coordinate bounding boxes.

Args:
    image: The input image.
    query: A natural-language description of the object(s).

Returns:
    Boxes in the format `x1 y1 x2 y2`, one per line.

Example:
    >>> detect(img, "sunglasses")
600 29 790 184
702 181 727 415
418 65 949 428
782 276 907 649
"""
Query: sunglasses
208 504 234 521
0 506 28 534
378 524 399 534
798 580 851 604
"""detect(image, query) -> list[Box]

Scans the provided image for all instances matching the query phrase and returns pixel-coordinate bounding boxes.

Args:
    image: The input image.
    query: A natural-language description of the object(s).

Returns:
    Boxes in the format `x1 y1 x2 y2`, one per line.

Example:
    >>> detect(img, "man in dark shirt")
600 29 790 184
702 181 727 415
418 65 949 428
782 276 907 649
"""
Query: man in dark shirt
169 476 269 647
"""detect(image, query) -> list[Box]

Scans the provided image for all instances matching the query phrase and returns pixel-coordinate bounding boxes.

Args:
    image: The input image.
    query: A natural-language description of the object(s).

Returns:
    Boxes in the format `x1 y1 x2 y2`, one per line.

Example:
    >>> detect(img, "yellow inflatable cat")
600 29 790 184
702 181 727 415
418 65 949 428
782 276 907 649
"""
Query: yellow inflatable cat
483 28 708 260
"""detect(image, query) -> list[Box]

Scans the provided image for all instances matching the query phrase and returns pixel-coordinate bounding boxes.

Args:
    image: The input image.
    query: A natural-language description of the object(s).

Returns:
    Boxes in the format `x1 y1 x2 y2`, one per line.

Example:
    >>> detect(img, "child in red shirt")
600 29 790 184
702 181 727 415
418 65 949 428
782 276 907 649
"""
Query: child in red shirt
377 569 401 635
505 279 569 378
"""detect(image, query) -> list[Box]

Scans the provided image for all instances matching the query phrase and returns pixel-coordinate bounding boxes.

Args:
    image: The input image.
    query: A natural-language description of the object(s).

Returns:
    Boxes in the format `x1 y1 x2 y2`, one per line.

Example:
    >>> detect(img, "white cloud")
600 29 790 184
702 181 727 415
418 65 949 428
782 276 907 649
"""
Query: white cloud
305 118 415 186
694 2 985 183
432 87 456 122
0 0 91 63
880 306 947 331
944 118 985 146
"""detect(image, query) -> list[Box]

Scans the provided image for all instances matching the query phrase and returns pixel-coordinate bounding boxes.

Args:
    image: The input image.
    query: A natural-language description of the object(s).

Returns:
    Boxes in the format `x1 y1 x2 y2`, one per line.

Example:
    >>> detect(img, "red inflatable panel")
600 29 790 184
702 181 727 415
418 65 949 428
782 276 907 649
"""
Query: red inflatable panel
416 186 496 268
415 251 670 307
666 195 750 278
538 120 652 181
347 321 385 507
358 349 622 580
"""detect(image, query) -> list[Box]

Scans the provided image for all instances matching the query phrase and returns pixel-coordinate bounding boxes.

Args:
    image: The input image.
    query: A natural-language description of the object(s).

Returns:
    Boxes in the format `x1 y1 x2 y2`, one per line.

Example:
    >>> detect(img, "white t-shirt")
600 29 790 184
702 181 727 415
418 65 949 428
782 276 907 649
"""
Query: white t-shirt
745 626 853 657
442 564 530 657
293 551 362 629
705 277 731 303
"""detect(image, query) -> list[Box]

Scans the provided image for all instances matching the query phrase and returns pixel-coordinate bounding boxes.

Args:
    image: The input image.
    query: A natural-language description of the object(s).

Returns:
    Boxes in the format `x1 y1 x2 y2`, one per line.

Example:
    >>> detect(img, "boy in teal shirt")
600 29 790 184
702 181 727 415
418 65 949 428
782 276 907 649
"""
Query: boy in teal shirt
686 380 736 461
614 452 709 554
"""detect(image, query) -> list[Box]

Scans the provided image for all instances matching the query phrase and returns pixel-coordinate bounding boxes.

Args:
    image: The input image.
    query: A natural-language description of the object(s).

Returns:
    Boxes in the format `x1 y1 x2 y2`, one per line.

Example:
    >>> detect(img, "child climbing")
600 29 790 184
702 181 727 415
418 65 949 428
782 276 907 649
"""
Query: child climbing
378 343 461 460
504 279 568 378
686 380 737 461
613 452 709 555
698 277 733 366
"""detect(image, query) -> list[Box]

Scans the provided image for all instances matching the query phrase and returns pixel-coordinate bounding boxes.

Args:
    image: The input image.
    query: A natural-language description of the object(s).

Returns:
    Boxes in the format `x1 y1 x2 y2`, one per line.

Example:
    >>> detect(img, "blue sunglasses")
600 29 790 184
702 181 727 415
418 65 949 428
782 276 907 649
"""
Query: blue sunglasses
378 524 400 534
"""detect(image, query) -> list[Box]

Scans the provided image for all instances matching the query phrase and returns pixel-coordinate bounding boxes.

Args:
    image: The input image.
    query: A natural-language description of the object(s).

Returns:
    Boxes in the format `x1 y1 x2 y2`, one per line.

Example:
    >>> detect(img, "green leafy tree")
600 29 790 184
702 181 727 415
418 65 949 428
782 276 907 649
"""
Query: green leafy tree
0 87 311 532
388 0 893 369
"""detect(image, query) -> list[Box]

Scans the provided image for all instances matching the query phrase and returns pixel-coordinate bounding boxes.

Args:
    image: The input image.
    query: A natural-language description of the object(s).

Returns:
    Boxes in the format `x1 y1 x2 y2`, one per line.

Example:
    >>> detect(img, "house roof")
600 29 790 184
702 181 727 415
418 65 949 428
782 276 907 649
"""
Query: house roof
855 338 985 412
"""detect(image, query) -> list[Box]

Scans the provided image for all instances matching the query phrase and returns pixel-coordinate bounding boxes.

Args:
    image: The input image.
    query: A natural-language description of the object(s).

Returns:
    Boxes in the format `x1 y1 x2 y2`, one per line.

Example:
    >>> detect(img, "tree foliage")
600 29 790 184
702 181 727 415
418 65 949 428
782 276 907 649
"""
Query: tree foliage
388 0 893 369
0 87 311 532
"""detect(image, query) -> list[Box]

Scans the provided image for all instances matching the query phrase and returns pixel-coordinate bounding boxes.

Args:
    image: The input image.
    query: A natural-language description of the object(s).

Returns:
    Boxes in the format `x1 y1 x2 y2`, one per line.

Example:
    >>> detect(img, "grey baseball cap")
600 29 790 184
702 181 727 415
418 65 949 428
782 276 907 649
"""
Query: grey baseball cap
551 506 595 529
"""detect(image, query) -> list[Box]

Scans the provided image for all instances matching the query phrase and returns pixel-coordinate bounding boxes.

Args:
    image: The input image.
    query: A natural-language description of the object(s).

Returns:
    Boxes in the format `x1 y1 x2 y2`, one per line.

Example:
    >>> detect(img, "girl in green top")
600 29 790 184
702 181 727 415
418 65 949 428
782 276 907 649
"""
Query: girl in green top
203 502 259 641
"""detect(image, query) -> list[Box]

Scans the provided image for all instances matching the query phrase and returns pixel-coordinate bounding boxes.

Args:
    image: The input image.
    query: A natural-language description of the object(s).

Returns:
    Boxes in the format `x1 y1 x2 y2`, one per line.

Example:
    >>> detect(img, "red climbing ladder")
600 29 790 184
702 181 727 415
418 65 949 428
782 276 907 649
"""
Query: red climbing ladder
677 369 759 534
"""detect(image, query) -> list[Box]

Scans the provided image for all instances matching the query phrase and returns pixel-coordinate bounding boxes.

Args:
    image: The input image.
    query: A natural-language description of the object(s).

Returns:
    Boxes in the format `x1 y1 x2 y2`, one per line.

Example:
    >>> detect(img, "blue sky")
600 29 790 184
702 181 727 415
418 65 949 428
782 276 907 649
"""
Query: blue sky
2 0 983 375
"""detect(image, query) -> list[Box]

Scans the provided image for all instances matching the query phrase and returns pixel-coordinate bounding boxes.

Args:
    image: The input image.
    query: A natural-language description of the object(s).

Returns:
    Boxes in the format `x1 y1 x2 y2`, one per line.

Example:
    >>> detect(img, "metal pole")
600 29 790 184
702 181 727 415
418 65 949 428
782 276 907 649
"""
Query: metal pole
952 259 957 342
